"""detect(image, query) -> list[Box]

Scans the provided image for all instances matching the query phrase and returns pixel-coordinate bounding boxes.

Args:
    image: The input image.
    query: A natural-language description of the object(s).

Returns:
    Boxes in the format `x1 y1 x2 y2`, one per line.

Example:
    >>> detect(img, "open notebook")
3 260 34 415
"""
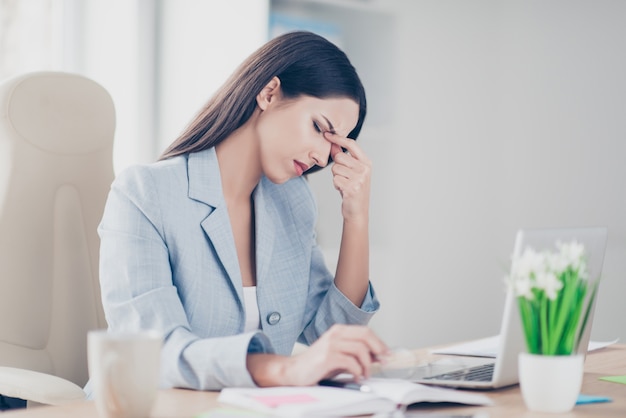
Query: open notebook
217 378 491 417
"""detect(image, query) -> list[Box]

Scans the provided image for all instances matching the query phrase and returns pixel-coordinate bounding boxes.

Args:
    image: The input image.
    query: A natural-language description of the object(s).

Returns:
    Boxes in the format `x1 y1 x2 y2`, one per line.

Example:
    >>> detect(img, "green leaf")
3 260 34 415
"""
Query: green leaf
539 292 552 354
576 280 600 352
550 270 579 354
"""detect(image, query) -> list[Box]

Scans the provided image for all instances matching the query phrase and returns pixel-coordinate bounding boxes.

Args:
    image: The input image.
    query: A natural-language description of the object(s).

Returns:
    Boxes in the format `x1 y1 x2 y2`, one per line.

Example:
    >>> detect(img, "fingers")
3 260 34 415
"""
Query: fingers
325 340 372 379
329 143 343 160
280 325 389 386
323 132 371 205
317 348 367 382
323 132 371 174
324 132 368 162
323 325 389 379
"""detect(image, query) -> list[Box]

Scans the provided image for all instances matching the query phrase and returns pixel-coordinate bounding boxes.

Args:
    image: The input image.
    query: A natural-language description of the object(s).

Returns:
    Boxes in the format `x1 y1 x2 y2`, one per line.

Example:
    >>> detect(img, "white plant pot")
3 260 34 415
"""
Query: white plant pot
518 352 584 413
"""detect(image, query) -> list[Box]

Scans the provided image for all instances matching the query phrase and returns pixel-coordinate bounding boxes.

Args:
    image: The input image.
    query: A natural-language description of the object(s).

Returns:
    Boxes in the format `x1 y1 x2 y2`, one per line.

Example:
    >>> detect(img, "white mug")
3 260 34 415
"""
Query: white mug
88 330 162 418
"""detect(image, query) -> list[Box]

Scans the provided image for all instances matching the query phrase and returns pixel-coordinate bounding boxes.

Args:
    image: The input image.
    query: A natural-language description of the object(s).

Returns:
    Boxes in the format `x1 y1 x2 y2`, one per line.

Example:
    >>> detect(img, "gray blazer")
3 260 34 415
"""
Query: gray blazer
97 147 379 390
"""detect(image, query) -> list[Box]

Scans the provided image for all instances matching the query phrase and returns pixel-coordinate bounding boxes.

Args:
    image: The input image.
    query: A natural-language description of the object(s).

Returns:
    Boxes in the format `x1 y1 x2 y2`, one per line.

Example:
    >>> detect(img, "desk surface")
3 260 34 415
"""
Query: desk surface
3 344 625 417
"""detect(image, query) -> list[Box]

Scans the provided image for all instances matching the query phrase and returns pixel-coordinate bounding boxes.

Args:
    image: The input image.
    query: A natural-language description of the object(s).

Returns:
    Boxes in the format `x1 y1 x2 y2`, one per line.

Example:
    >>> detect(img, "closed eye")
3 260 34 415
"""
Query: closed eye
313 121 323 134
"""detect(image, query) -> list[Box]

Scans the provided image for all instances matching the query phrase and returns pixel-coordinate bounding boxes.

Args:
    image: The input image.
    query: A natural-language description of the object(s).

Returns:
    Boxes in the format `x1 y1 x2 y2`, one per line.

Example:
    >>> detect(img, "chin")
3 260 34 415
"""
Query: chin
262 164 296 184
264 173 291 185
275 177 293 185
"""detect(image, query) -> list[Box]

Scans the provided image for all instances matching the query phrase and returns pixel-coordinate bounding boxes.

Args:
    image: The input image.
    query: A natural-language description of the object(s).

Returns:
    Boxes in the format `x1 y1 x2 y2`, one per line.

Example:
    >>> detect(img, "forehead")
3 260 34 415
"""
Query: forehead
292 95 360 136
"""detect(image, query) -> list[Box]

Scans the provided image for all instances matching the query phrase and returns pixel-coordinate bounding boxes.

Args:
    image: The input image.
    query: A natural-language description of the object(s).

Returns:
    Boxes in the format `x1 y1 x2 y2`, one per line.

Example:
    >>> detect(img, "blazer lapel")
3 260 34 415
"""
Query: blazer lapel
187 149 243 303
253 178 276 286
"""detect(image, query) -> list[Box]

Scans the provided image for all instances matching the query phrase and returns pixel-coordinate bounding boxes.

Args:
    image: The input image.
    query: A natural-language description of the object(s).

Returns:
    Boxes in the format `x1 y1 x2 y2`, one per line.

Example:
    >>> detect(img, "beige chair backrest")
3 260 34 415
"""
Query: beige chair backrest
0 71 114 387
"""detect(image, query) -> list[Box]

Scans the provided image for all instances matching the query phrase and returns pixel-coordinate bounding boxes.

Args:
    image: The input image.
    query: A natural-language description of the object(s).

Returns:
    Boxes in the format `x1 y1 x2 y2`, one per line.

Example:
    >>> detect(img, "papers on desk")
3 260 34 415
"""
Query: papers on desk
197 408 268 417
431 336 502 358
431 336 619 358
217 378 492 417
599 375 626 385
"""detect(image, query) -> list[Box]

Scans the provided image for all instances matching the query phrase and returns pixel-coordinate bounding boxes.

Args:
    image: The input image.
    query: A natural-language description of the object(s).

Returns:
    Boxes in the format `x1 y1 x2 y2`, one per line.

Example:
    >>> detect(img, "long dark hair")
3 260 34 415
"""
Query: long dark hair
159 31 367 173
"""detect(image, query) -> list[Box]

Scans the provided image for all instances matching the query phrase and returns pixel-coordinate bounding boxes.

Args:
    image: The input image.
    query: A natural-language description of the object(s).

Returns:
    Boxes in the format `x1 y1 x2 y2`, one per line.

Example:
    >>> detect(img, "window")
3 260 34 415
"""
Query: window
1 0 269 173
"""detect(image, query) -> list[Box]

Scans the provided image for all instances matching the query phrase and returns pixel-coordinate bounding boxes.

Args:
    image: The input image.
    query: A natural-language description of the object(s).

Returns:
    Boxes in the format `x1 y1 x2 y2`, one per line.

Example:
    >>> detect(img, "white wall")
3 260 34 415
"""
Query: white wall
67 0 269 173
365 0 626 349
76 0 148 173
157 0 269 154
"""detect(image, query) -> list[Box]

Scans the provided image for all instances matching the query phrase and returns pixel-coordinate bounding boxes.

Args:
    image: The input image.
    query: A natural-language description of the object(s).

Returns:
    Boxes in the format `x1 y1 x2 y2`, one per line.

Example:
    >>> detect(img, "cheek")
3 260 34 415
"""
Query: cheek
256 116 283 158
257 108 314 156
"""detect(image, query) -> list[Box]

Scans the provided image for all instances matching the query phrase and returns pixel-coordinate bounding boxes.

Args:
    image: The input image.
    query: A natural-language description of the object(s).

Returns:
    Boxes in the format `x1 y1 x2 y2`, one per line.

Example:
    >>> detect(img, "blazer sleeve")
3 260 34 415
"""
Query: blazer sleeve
298 240 380 345
97 165 274 391
281 178 380 346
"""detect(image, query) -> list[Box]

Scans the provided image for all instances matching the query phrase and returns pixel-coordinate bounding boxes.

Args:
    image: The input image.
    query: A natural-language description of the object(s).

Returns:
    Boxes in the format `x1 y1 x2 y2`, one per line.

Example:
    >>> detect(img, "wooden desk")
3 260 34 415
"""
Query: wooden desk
3 344 625 417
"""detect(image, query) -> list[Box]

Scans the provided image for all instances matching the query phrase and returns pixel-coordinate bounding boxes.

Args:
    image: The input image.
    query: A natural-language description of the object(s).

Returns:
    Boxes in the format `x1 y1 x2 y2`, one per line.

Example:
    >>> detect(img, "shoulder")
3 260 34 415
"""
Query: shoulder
112 156 189 199
115 155 188 184
103 156 192 235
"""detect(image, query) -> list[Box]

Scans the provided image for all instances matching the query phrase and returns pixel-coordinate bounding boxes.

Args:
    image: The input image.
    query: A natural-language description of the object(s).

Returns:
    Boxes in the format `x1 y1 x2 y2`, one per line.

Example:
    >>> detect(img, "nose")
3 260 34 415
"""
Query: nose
311 140 332 168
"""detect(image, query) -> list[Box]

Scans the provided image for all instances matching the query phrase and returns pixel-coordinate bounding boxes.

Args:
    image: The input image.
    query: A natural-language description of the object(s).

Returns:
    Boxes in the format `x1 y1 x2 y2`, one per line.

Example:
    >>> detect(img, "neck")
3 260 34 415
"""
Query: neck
215 113 262 204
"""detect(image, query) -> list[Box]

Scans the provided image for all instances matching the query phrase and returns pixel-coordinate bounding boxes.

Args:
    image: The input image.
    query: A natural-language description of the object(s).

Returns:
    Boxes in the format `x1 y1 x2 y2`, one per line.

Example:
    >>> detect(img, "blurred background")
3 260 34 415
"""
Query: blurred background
1 0 624 349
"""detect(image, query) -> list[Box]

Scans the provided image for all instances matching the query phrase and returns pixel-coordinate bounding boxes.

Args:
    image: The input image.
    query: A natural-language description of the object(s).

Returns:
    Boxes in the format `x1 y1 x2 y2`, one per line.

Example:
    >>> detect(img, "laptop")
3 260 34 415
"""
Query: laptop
376 226 608 389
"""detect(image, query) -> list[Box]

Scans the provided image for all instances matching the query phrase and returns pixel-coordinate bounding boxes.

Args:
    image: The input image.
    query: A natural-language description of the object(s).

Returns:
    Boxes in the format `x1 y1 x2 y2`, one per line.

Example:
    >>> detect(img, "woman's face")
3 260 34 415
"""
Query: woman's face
256 89 359 184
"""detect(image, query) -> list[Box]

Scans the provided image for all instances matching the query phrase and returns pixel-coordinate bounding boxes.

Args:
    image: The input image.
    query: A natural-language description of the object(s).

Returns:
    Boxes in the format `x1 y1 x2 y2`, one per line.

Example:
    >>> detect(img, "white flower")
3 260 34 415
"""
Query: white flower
512 274 534 299
556 240 586 272
507 240 588 300
535 271 563 300
511 247 545 280
546 251 568 274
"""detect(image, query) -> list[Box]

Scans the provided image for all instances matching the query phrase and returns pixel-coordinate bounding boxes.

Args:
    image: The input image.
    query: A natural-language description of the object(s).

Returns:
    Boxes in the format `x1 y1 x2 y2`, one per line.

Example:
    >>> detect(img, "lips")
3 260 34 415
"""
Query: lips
294 161 308 176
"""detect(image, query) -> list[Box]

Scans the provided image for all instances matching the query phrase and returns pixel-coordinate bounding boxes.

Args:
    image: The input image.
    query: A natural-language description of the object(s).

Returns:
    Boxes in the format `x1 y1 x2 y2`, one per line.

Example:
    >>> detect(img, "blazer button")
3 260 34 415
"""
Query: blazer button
266 312 281 325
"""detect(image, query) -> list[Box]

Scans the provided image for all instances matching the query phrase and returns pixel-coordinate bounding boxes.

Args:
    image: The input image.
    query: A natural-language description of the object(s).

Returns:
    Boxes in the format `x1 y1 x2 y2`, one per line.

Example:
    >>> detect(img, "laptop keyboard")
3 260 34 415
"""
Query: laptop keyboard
423 362 495 382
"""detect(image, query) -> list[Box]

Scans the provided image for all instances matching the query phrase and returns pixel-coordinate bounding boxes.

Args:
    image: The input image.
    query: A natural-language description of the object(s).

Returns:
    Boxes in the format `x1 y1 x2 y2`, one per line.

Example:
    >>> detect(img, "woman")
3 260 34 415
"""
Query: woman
97 30 387 390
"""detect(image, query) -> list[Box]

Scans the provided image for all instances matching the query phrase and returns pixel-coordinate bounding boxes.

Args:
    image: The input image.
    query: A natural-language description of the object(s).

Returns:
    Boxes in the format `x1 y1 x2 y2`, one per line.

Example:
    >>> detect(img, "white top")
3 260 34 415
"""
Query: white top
242 286 261 332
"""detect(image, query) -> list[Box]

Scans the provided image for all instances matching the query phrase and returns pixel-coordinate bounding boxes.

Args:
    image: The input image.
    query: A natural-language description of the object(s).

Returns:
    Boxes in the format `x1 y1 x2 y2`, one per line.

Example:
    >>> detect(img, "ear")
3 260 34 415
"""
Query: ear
256 76 281 110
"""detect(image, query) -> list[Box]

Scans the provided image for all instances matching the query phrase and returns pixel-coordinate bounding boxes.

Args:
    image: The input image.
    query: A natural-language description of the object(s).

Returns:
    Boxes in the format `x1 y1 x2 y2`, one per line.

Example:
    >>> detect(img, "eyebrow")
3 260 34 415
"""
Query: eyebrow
321 115 336 134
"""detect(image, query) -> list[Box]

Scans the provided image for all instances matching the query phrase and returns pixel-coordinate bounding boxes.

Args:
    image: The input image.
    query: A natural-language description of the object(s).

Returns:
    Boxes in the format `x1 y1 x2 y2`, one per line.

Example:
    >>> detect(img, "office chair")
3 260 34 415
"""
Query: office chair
0 71 114 406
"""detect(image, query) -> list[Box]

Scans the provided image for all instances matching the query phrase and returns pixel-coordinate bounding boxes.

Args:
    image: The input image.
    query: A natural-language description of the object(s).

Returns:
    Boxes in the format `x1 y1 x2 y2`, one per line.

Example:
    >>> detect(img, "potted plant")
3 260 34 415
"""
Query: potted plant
507 240 599 413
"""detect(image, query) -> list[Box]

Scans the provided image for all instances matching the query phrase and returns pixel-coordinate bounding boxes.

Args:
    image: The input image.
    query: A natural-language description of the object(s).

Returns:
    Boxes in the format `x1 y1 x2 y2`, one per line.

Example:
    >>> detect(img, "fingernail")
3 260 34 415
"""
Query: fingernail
374 354 388 364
